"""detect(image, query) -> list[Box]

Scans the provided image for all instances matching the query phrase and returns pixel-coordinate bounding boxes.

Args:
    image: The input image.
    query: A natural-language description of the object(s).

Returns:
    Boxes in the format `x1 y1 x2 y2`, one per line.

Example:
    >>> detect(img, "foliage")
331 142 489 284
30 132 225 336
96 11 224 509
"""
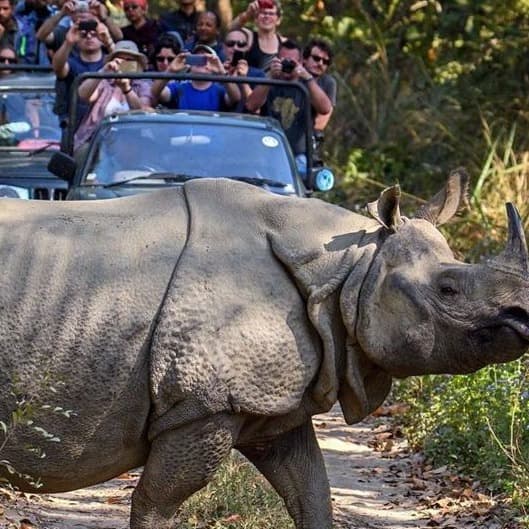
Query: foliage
395 360 529 508
0 378 76 490
175 453 294 529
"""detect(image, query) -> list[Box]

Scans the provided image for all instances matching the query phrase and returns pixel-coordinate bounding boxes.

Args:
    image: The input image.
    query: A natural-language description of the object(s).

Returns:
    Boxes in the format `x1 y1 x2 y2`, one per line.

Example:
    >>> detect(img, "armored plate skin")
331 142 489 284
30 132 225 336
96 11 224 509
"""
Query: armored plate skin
1 174 528 529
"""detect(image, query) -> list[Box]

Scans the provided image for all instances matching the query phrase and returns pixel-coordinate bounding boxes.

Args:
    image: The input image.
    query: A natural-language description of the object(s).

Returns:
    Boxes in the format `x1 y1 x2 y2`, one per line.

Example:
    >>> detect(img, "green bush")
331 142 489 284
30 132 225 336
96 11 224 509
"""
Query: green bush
396 360 529 507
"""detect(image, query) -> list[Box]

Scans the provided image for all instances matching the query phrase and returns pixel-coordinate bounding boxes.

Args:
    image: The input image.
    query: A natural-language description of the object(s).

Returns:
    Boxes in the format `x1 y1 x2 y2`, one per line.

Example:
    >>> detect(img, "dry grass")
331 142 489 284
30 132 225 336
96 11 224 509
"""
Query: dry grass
174 452 294 529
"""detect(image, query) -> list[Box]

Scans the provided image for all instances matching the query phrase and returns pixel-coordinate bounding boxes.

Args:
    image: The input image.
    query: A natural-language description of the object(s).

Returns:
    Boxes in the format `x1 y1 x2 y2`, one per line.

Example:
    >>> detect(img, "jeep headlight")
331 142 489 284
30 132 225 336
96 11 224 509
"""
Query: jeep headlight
0 185 29 199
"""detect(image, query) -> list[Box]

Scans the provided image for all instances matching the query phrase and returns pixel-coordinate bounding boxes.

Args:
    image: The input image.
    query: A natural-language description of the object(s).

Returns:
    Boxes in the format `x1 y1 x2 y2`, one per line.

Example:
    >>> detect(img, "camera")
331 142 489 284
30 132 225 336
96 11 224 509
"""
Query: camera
185 54 207 67
74 0 89 11
118 60 138 74
281 59 296 74
78 19 97 32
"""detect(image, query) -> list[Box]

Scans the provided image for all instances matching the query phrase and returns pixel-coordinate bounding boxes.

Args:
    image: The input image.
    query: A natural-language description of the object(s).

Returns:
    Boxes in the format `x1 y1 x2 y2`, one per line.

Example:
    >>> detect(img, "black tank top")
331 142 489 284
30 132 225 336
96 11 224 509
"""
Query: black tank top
246 30 281 70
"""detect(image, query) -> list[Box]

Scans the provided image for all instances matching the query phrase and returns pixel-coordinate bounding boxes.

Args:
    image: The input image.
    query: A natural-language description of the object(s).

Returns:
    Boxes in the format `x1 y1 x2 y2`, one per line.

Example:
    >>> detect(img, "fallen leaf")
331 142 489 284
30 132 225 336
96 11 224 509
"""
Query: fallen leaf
106 495 126 504
221 514 242 522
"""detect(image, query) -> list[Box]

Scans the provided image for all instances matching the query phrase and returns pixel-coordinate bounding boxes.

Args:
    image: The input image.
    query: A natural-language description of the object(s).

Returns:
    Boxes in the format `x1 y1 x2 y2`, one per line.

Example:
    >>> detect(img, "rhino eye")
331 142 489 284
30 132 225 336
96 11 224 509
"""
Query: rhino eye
440 284 458 296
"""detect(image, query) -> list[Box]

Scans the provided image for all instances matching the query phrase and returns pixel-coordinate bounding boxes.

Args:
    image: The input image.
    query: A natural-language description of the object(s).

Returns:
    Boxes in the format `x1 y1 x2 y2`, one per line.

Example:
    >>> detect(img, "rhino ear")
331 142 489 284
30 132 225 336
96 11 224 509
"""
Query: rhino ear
366 185 403 231
414 167 469 226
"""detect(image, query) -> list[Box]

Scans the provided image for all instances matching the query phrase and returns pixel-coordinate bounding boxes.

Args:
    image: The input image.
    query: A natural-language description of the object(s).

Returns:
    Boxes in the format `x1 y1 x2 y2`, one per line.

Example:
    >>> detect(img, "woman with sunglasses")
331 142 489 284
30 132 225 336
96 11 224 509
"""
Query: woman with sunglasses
151 32 182 74
229 0 284 70
222 29 265 112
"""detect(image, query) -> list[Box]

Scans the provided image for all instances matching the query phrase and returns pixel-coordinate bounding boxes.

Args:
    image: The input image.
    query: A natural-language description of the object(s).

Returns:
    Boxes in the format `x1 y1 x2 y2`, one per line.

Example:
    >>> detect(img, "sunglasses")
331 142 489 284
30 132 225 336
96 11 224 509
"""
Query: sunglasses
80 30 97 38
124 4 140 10
155 55 176 63
310 54 330 66
225 39 247 48
259 10 278 16
0 57 17 64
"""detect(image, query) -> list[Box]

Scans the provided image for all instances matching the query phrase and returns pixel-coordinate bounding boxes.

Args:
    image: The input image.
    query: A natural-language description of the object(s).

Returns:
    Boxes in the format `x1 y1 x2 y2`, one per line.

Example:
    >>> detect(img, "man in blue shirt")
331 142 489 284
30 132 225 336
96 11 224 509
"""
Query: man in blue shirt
151 43 239 111
52 19 109 147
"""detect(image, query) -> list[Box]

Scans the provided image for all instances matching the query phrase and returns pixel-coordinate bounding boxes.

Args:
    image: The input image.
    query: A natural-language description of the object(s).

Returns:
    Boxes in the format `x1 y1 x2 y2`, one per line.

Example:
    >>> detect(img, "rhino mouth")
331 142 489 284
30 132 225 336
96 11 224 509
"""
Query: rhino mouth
473 307 529 354
498 307 529 342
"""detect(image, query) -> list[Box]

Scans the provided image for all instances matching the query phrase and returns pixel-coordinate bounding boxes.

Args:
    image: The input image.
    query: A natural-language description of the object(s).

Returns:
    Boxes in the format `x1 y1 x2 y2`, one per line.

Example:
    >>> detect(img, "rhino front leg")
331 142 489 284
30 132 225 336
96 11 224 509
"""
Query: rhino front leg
130 413 240 529
239 419 333 529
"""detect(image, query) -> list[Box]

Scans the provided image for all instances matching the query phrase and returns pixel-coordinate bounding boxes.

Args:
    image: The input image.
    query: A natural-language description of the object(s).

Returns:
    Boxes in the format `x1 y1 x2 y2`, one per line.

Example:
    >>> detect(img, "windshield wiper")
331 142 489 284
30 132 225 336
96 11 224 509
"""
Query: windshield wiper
103 173 201 188
228 176 288 188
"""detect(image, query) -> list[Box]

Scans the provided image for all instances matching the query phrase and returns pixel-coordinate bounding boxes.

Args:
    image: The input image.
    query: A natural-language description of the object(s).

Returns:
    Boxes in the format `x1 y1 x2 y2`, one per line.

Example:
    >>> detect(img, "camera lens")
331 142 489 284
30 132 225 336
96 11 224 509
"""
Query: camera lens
281 59 295 73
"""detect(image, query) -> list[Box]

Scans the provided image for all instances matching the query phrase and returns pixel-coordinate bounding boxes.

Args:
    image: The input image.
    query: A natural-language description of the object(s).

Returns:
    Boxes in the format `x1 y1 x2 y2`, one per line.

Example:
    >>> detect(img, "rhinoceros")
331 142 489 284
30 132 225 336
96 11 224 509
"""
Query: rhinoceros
1 170 528 529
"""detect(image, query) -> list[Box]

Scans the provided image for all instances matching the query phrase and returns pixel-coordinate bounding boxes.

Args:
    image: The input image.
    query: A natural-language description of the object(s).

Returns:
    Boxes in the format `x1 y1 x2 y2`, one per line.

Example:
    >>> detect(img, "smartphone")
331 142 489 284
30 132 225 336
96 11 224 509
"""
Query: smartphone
257 0 275 9
118 60 138 73
78 19 98 32
185 54 207 67
231 50 246 66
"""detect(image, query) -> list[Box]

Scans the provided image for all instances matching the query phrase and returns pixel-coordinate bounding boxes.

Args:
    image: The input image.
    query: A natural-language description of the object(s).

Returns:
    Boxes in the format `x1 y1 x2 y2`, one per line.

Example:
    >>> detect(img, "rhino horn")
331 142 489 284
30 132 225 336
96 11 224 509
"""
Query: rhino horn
414 167 469 226
366 185 403 231
487 203 529 279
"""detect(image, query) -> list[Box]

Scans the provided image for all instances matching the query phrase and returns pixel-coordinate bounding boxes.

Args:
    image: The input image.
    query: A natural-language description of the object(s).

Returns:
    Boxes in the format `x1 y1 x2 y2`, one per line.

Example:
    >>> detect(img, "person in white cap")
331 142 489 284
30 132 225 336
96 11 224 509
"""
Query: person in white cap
151 43 239 111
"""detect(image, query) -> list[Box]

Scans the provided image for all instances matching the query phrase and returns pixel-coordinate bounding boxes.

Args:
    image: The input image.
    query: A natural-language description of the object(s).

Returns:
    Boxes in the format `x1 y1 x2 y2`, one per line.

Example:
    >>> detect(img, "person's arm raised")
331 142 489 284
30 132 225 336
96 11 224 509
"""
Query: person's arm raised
151 53 187 105
52 23 80 78
37 1 73 44
245 57 280 113
229 0 258 29
294 63 332 115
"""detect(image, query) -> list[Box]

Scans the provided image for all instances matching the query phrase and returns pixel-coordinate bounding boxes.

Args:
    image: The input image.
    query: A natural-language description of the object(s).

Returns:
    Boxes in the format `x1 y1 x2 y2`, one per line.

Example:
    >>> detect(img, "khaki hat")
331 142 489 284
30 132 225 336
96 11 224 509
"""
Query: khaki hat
106 40 148 68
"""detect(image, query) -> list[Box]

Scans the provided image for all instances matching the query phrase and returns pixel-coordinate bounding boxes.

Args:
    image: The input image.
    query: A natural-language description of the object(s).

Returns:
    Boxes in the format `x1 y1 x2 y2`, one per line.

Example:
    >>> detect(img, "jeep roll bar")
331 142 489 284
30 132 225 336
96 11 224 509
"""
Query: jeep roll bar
66 72 316 187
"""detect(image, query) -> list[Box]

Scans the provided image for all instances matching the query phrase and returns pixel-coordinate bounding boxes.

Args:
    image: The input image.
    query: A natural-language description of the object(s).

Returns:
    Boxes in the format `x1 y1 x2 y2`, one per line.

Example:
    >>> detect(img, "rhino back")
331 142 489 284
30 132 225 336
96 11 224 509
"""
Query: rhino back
0 190 188 491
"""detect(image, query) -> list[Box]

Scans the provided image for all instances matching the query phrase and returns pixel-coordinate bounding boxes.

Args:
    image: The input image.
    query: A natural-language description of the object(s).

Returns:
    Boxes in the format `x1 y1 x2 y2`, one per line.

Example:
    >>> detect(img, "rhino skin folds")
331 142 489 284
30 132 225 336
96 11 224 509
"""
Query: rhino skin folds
1 170 528 529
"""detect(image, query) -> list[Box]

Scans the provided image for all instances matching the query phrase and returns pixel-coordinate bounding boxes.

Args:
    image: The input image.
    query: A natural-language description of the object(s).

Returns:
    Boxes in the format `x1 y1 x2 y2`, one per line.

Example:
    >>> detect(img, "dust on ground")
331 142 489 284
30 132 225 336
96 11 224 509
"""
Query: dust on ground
0 404 522 529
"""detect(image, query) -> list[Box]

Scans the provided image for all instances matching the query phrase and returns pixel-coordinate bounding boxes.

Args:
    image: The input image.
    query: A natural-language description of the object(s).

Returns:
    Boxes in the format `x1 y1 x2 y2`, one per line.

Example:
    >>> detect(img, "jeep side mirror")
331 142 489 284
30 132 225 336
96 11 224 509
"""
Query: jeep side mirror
48 151 76 183
312 167 334 192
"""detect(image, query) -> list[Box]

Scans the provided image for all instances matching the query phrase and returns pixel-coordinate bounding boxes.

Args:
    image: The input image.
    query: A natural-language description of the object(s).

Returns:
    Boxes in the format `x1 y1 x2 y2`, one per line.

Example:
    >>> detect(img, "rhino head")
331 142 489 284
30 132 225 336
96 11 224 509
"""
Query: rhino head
351 169 529 379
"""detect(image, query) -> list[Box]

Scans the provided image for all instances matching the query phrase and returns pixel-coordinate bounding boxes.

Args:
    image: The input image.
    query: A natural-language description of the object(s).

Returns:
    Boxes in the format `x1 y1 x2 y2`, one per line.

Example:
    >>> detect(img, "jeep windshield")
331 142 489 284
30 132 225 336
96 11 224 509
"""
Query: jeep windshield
0 91 61 150
81 121 298 193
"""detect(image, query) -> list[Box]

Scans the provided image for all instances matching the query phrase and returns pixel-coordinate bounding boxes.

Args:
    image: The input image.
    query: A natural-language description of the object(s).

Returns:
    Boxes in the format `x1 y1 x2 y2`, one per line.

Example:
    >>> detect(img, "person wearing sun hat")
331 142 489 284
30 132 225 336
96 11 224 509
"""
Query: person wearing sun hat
121 0 161 63
151 42 240 111
74 39 153 150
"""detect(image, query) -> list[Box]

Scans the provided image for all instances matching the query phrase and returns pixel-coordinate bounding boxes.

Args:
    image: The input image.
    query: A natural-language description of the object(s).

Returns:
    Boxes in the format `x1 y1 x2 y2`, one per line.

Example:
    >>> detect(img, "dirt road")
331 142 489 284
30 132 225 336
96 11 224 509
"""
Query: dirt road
0 405 519 529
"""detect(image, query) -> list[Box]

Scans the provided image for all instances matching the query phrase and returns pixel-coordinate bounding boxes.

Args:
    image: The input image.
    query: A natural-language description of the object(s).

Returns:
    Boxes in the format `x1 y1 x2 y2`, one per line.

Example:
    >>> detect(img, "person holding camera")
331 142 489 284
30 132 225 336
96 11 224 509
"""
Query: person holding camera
36 0 122 54
221 28 264 112
245 39 332 173
151 44 240 111
52 17 112 145
229 0 284 70
74 40 152 150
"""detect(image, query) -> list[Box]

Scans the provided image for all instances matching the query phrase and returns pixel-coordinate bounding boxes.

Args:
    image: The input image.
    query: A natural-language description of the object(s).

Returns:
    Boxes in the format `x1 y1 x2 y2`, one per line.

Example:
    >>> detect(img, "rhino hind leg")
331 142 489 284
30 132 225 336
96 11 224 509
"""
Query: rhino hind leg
238 419 333 529
130 413 241 529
